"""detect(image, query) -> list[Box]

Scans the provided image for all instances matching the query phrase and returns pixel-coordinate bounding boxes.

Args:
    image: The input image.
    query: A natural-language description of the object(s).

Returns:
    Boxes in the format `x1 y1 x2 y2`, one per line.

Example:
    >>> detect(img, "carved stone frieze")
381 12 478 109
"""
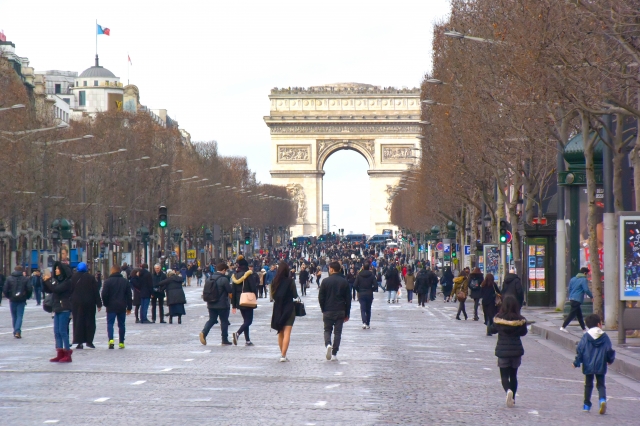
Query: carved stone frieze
277 145 311 163
286 183 307 223
317 139 375 165
381 145 415 162
270 123 420 135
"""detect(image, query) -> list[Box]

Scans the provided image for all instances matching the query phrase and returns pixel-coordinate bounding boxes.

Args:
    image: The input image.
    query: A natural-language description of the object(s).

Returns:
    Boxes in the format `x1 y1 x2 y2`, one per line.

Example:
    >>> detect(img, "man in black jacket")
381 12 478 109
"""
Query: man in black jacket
3 266 32 338
354 262 376 329
318 261 351 361
200 263 233 346
151 264 167 323
299 264 309 296
101 265 133 349
137 264 154 323
427 268 439 302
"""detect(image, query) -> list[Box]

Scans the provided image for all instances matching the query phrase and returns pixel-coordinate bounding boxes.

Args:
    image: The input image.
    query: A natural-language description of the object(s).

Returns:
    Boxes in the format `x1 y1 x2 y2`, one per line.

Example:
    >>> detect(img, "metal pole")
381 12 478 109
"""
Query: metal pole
556 144 567 310
602 114 617 326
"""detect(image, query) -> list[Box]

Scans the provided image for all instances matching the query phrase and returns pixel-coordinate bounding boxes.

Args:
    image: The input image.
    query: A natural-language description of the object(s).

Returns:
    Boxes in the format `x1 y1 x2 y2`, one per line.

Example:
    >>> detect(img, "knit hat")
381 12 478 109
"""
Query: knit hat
236 255 249 269
77 262 88 272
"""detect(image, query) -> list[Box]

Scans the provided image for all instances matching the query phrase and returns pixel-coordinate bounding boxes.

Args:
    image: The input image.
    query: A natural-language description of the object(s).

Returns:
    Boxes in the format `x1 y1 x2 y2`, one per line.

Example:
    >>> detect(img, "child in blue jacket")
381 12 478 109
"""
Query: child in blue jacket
573 314 616 414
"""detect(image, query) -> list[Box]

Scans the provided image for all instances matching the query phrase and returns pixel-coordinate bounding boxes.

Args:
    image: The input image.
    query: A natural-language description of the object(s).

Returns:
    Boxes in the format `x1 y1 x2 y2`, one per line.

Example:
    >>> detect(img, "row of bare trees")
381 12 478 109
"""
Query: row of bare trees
0 54 296 258
391 0 640 320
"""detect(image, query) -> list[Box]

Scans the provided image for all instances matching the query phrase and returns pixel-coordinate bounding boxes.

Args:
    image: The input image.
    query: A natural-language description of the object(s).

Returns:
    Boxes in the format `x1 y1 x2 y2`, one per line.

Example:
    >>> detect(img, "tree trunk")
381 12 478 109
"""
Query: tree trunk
581 111 603 318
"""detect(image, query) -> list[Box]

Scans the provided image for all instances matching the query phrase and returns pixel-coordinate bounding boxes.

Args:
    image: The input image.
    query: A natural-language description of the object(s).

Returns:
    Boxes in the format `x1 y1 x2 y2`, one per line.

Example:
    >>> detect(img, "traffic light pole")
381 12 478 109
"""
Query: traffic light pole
500 243 507 284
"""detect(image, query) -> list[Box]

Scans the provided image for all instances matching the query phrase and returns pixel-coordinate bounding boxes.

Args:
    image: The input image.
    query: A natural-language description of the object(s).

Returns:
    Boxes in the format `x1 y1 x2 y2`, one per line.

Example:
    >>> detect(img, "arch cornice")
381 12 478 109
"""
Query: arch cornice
316 139 375 170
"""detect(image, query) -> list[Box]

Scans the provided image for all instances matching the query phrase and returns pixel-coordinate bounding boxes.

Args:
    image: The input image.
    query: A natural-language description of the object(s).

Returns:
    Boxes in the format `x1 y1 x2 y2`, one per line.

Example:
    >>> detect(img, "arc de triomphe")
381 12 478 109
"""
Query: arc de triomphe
264 83 421 237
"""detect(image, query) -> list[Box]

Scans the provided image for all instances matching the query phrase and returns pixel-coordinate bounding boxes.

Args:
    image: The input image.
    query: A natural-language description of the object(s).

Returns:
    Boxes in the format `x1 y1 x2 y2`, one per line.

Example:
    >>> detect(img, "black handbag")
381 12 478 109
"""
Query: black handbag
43 293 54 313
294 299 306 317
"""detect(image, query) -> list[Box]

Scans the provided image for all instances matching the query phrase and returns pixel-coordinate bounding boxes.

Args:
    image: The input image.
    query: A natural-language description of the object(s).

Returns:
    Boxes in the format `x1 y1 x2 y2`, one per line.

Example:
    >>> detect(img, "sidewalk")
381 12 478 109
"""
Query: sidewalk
524 307 640 381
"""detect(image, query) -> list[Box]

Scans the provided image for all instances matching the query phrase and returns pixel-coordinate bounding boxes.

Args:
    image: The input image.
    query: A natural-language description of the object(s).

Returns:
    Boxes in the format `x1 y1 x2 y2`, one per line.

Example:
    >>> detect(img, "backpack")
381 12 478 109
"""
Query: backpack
469 277 481 291
202 276 223 303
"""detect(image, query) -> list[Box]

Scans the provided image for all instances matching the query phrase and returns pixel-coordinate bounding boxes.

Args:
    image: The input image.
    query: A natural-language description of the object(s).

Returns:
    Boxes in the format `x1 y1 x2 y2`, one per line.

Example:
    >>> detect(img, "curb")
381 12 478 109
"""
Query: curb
531 323 640 382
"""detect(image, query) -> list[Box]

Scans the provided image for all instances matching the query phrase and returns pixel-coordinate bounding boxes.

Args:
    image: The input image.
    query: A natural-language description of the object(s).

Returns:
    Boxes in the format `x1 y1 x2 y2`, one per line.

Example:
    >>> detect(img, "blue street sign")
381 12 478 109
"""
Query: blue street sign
464 245 470 256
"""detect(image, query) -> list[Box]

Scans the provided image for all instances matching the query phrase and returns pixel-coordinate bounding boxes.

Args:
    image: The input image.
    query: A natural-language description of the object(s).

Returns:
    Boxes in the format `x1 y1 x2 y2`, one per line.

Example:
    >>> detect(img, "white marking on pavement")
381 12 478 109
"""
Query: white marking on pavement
528 410 539 415
467 350 475 352
43 421 59 424
190 350 211 354
339 362 348 365
161 368 172 372
325 384 340 389
483 368 492 371
313 401 327 406
184 359 194 362
131 381 146 385
94 397 110 403
334 372 343 376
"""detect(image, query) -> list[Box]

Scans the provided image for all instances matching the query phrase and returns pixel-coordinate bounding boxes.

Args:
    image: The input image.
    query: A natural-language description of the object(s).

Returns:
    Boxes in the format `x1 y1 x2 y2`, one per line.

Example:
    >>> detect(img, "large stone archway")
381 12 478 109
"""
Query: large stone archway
264 83 421 236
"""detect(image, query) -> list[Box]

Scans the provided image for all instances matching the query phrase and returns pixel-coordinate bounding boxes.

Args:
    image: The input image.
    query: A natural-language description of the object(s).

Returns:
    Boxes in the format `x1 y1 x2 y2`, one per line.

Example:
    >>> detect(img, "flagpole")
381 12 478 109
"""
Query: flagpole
95 19 97 58
127 53 129 85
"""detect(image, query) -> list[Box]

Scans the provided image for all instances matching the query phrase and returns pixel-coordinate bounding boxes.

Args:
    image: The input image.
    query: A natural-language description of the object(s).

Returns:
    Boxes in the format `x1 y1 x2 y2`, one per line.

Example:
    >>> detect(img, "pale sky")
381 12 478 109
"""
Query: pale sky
2 0 450 234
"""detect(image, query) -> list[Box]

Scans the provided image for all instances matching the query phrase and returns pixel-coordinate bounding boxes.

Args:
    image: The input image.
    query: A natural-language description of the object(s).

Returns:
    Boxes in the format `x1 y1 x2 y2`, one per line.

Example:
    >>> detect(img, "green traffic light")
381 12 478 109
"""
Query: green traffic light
159 220 167 228
500 235 507 243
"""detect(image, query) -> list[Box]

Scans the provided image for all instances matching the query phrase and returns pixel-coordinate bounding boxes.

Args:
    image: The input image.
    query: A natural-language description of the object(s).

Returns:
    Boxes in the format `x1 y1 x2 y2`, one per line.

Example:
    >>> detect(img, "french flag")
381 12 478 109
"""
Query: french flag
97 24 110 36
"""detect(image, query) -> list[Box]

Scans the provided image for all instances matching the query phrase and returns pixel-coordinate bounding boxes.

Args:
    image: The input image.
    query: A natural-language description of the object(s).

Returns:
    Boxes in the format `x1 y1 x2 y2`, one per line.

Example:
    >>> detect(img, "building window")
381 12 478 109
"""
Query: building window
79 91 86 106
83 81 87 87
94 80 98 86
62 98 70 104
54 83 61 94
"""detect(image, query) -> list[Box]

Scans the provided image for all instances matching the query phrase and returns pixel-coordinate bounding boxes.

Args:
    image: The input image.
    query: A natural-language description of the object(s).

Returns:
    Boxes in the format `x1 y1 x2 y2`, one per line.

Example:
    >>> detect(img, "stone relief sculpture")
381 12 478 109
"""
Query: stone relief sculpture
385 185 396 214
286 183 307 223
271 124 420 134
382 146 414 161
278 146 310 162
316 139 375 167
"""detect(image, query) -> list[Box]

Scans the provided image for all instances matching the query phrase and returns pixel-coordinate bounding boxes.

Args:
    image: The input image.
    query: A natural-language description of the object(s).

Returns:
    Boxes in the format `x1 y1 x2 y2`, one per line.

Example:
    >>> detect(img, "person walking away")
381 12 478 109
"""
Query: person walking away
451 272 469 320
231 256 259 346
136 264 154 323
354 262 376 329
159 270 187 324
101 265 133 349
414 266 429 307
95 271 102 293
270 262 298 361
573 314 616 414
186 262 196 287
384 266 400 304
200 263 233 346
489 295 528 408
70 262 102 349
404 268 415 303
480 273 500 336
441 267 454 302
196 267 204 287
257 268 266 298
561 267 593 333
316 268 322 289
427 267 439 302
43 262 74 362
129 269 141 323
180 263 187 286
298 264 309 296
468 267 484 321
502 268 525 308
319 261 351 360
151 264 167 323
31 270 43 306
376 268 384 292
3 266 32 338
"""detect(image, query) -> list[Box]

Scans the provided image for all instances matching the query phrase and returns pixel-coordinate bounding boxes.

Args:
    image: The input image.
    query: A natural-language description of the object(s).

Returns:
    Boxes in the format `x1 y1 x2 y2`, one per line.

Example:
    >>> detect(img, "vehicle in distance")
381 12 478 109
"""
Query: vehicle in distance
343 234 366 244
367 234 388 244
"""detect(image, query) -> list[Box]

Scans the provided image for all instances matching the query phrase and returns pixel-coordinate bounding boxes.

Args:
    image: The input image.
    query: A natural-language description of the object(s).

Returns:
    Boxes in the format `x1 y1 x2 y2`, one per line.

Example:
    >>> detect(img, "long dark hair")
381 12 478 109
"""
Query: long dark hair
481 273 495 288
271 261 290 294
498 295 524 320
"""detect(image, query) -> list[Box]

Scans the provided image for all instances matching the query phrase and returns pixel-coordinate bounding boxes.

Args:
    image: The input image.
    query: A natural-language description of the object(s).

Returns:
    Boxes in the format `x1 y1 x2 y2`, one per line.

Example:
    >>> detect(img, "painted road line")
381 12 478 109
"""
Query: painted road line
94 397 110 403
131 380 146 385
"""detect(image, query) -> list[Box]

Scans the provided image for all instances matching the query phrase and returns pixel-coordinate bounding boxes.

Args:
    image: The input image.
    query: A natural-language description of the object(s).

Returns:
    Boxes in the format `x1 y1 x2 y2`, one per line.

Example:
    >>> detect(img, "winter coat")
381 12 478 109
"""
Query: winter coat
299 269 310 284
152 270 167 298
204 272 232 310
414 270 429 294
404 273 415 291
135 268 154 299
480 281 500 305
451 276 468 298
501 273 524 307
101 273 133 313
467 272 484 300
70 272 102 308
354 270 377 297
231 270 258 309
3 271 33 303
130 276 141 306
384 268 401 292
271 278 297 332
265 269 276 285
42 262 73 312
318 272 351 317
160 276 187 306
573 328 616 375
567 273 593 304
489 315 528 358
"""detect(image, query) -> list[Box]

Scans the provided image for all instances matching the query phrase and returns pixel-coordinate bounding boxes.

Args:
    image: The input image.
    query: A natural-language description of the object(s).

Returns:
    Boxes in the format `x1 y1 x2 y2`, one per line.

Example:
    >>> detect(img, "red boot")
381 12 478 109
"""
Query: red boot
50 348 64 362
59 349 73 363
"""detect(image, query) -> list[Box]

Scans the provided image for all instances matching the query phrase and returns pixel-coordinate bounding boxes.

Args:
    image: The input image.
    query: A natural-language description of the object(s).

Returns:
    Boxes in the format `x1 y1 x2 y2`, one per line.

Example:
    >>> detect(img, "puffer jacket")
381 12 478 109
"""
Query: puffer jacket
354 270 377 296
384 268 401 292
231 270 258 309
489 315 528 358
450 276 468 299
573 328 616 375
43 262 73 312
160 276 187 305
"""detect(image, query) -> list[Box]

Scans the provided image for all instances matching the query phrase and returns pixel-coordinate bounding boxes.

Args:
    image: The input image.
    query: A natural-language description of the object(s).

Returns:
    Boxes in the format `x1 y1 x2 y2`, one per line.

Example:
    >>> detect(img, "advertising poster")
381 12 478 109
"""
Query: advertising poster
526 242 547 292
483 244 500 279
619 214 640 300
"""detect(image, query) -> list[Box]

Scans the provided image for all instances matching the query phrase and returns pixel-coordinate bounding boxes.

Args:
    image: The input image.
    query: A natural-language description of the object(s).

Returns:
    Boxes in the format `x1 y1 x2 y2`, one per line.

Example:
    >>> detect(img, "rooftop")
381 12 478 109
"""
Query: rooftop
78 55 116 79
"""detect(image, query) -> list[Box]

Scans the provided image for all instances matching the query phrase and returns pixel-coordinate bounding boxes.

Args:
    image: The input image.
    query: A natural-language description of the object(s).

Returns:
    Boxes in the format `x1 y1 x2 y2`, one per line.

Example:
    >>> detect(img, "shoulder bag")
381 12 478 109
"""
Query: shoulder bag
294 297 306 317
494 283 502 307
43 293 54 313
239 279 257 308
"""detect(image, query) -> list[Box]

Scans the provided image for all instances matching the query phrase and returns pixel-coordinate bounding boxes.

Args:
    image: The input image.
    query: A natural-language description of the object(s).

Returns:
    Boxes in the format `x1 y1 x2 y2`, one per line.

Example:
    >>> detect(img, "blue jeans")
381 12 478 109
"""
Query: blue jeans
359 294 373 325
34 285 42 304
54 311 71 349
9 301 26 334
202 308 230 342
407 290 414 302
387 290 397 302
140 298 150 322
107 312 126 342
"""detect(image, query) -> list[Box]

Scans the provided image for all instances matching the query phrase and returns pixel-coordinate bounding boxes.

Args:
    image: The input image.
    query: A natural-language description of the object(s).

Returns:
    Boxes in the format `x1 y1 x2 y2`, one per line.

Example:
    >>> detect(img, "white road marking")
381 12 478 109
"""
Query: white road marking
528 410 539 415
483 368 492 371
190 350 211 354
339 362 348 365
334 372 343 376
184 359 194 362
325 384 340 389
313 401 327 406
94 397 110 403
467 350 475 353
43 421 60 424
161 368 172 372
131 380 146 385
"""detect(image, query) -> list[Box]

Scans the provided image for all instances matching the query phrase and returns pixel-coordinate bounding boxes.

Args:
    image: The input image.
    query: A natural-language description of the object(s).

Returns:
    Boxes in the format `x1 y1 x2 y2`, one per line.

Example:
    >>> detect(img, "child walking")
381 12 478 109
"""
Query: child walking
573 314 616 414
489 295 528 408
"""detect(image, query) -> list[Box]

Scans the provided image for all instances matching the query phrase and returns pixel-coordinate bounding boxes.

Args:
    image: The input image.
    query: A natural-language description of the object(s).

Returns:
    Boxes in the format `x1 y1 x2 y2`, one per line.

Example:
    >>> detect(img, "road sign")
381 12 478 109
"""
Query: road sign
186 249 196 259
443 243 451 253
464 245 470 256
436 242 444 251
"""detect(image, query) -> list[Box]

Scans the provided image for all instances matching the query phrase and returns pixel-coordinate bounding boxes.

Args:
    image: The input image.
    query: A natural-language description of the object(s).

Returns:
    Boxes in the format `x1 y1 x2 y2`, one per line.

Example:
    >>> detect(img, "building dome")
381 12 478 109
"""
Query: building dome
78 55 116 78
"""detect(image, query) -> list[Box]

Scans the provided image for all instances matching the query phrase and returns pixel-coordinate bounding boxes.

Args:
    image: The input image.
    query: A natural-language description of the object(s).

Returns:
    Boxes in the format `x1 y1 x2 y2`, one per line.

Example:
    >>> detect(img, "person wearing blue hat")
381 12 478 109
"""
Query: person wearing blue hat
70 262 102 349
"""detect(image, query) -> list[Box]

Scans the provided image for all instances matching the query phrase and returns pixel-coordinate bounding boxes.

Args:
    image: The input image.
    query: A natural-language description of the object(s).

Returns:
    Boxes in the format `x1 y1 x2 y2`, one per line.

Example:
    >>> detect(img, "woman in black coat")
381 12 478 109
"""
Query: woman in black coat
129 269 142 323
270 261 298 362
384 266 401 304
231 257 259 345
467 268 484 321
440 267 454 302
70 262 102 349
488 295 528 408
43 262 74 363
159 270 186 324
480 273 500 335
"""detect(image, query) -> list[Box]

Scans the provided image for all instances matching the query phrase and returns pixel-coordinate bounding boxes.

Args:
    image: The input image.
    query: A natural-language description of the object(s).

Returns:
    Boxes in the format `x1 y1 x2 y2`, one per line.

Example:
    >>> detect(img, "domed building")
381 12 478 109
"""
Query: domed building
71 55 123 118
